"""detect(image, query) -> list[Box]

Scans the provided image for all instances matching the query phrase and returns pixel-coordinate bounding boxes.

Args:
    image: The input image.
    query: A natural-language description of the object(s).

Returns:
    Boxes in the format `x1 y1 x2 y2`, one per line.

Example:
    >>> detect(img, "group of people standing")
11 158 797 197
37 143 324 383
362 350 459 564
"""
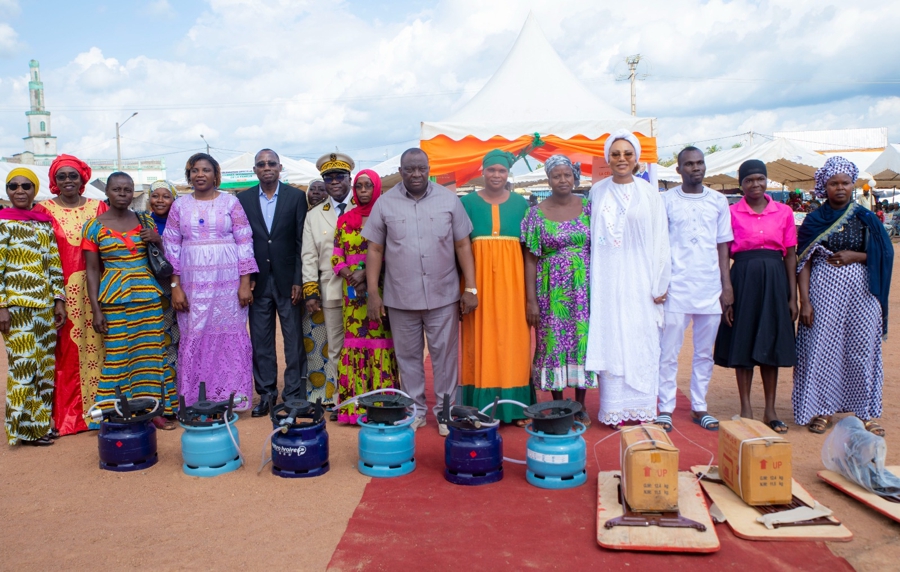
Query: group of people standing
1 130 893 446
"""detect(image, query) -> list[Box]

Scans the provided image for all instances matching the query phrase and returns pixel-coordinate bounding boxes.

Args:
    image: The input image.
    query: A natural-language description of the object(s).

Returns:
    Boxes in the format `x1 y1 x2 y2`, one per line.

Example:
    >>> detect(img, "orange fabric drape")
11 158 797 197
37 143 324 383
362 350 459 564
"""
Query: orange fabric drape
421 133 658 186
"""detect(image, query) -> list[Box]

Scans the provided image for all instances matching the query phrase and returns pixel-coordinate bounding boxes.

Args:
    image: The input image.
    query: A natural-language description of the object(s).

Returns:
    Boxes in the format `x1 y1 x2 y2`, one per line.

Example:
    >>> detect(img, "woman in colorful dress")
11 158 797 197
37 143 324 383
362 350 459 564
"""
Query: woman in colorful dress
461 149 534 425
143 180 180 428
83 172 169 425
714 160 797 434
1 168 66 446
33 154 107 436
163 153 257 408
794 157 893 436
522 154 594 427
331 170 398 423
302 179 335 405
587 131 671 428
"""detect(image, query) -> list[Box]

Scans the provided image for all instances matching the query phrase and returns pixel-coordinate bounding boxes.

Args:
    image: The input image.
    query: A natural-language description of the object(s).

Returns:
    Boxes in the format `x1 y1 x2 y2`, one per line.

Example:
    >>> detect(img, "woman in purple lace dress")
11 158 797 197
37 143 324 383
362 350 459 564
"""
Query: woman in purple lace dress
163 153 258 408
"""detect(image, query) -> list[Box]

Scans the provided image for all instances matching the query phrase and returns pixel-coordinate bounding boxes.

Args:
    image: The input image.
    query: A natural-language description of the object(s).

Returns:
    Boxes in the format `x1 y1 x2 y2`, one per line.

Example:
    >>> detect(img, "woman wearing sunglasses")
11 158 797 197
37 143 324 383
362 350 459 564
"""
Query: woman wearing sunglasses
33 154 108 436
1 168 66 446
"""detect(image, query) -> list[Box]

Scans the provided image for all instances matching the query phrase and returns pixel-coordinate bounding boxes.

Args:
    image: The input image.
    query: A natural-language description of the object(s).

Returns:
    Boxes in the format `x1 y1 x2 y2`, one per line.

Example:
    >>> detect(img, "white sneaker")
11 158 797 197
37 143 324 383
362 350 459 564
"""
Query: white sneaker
438 423 449 437
410 417 427 431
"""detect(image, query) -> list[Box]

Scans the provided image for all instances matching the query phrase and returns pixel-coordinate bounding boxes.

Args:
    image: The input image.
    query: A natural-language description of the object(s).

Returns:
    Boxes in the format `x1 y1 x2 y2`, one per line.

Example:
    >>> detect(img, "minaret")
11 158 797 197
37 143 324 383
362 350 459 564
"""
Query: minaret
23 60 57 165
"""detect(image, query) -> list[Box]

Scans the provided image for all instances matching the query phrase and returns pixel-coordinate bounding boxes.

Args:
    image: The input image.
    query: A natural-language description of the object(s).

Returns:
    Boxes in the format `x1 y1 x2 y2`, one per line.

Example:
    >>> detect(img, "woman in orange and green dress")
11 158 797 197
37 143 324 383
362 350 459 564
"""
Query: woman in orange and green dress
460 149 534 425
331 170 398 424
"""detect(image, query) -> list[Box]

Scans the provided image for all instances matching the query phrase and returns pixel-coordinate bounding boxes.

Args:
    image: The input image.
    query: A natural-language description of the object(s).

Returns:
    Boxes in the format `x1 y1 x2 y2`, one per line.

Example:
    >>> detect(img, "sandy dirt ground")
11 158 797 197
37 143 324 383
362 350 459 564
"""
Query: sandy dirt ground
2 244 900 571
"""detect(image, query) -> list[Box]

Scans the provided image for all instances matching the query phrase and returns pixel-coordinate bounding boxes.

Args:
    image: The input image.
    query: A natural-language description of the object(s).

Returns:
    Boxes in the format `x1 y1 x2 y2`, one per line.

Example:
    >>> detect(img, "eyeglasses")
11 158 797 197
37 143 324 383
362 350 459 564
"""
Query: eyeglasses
6 182 33 191
609 151 635 159
55 172 81 182
324 173 348 184
355 181 374 191
255 161 278 168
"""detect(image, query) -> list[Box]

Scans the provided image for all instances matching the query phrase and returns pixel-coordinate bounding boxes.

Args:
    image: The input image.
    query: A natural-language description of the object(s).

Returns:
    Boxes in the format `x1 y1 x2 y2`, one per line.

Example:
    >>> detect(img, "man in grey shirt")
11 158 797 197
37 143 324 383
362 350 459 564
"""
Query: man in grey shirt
363 148 479 436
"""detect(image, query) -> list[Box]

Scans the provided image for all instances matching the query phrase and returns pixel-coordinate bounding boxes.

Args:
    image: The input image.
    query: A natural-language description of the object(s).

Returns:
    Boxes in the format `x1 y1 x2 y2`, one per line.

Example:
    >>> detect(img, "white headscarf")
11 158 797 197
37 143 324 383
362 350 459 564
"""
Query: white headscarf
604 129 642 163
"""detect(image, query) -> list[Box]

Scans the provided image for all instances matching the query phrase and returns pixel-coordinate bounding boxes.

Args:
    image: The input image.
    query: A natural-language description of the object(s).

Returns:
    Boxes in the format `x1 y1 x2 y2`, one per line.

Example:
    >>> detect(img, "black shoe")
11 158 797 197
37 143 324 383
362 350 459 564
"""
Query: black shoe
252 400 271 418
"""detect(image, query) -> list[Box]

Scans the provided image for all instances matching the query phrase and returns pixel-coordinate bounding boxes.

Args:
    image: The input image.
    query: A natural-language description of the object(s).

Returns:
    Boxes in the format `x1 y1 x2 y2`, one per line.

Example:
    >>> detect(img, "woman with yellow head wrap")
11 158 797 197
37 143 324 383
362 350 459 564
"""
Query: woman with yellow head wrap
0 168 66 445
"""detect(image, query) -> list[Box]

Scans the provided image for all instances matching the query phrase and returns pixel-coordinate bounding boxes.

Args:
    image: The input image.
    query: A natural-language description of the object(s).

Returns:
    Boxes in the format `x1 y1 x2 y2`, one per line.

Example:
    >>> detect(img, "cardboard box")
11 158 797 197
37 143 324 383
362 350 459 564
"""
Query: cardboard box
718 418 792 506
620 425 679 512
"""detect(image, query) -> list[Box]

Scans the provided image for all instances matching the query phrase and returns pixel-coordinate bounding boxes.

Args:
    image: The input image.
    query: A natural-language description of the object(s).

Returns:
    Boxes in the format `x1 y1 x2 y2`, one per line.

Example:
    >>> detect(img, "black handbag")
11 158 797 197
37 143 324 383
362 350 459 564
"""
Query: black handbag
139 213 174 280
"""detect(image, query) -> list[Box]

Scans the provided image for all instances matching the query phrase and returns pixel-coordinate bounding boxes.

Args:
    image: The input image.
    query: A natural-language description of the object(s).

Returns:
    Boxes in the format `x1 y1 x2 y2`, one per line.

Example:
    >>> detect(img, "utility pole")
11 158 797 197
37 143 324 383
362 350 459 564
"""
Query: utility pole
116 112 138 170
200 134 210 154
626 55 641 116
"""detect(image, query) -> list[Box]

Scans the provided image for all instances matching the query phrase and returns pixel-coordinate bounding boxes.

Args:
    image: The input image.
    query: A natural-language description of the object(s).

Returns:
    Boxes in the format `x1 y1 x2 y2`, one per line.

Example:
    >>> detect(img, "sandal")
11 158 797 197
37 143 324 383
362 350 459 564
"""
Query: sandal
865 420 886 437
807 415 833 434
654 413 673 433
515 418 529 428
574 411 591 428
20 435 54 446
766 419 789 434
47 428 60 440
692 413 719 431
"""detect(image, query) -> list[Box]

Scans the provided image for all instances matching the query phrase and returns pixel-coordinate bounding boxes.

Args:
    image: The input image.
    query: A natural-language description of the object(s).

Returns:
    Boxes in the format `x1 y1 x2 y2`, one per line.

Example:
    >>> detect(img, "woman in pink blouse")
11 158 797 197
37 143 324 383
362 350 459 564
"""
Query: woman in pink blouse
163 153 258 409
713 160 797 434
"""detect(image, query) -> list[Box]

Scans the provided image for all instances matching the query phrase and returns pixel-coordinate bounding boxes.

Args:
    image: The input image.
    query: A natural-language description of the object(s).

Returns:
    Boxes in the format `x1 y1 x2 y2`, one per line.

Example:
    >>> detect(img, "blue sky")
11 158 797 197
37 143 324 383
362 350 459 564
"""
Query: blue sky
0 0 897 173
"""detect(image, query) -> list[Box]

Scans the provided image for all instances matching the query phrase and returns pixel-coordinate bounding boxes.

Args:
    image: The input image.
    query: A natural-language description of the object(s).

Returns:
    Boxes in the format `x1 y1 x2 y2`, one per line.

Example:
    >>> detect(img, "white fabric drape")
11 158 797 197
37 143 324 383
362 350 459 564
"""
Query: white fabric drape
586 176 670 424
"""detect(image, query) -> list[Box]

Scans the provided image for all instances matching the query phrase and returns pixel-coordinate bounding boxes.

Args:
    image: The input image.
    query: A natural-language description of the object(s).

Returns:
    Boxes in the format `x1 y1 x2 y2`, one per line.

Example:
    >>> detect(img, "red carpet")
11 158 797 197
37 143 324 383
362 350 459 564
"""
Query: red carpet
328 360 854 571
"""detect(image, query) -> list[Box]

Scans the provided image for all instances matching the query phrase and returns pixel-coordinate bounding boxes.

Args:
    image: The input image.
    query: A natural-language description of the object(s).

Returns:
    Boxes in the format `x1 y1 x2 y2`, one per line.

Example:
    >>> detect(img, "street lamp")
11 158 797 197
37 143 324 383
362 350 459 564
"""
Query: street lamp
116 112 138 170
200 134 210 154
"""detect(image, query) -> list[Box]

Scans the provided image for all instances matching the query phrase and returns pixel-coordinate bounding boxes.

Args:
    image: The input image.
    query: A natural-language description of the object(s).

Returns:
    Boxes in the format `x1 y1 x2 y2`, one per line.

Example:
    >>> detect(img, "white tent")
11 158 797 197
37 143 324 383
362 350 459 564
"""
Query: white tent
866 144 900 186
370 154 402 189
0 161 107 202
699 138 828 190
171 152 321 189
420 12 656 186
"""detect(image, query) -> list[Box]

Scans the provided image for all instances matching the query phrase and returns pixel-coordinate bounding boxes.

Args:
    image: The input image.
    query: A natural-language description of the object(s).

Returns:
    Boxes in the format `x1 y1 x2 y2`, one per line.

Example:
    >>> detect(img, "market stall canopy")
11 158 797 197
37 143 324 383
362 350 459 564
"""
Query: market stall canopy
371 153 402 189
0 160 107 202
866 144 900 186
699 138 828 190
171 152 321 189
420 12 656 186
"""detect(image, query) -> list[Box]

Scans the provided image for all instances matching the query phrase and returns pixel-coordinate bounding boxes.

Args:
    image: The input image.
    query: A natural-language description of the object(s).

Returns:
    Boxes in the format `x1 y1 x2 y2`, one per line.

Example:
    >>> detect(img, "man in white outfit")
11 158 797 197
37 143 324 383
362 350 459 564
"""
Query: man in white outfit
656 147 733 432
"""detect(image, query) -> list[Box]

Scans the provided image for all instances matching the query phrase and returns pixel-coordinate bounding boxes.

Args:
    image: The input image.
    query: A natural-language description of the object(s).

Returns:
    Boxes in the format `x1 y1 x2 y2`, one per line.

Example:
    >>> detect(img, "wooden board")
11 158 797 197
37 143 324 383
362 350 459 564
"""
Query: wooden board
596 471 720 553
691 465 853 542
818 465 900 524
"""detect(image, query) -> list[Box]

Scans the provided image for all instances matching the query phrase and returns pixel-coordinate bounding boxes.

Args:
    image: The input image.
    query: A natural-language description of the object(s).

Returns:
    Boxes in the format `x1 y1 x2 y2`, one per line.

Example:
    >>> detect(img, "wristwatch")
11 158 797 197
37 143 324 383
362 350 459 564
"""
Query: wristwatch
170 282 179 289
465 287 478 295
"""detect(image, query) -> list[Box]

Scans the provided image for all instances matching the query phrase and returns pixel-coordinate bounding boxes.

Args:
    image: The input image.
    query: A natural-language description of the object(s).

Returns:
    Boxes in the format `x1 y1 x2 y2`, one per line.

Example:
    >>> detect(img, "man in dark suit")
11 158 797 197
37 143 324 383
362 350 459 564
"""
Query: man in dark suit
237 149 309 417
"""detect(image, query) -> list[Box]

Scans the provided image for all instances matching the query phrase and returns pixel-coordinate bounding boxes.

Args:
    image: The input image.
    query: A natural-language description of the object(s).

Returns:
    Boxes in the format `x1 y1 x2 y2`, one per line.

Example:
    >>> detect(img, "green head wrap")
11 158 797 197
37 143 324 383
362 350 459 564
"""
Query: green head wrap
482 149 517 170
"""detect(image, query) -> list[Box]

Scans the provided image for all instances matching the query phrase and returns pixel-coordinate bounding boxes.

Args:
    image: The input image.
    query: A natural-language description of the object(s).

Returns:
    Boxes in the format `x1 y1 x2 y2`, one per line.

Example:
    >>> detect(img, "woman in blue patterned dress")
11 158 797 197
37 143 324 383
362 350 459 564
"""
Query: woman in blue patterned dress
83 172 169 427
521 155 595 427
794 157 893 436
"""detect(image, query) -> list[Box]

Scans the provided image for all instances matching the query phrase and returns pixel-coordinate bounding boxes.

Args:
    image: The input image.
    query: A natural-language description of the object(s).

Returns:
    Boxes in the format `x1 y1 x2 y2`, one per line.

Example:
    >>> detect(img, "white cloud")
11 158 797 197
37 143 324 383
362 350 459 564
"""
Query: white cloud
0 0 896 170
144 0 176 19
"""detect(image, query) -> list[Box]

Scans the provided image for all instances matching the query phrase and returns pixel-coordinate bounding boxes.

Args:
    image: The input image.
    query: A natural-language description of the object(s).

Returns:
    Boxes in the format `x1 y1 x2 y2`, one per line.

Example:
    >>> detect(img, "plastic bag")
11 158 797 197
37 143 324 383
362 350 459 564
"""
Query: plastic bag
821 416 900 497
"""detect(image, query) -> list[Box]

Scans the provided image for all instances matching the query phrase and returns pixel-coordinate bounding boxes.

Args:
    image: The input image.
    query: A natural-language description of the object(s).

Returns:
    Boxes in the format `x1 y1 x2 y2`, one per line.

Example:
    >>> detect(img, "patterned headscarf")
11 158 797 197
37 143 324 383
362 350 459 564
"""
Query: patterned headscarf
149 179 178 199
604 129 642 163
544 154 581 187
48 154 92 195
814 156 859 198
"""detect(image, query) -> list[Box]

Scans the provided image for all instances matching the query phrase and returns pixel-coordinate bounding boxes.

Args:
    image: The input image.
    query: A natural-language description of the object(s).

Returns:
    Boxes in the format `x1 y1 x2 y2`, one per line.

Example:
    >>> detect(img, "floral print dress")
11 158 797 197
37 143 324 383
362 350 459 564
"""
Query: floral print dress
331 223 398 424
521 197 596 391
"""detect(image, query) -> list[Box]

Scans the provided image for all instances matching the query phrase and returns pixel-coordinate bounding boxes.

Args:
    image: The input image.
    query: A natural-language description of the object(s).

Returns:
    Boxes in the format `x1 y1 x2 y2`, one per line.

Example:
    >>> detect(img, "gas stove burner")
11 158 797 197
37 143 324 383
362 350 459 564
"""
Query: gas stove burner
104 387 162 424
271 397 324 427
524 400 582 435
358 393 413 424
438 395 496 430
177 382 235 426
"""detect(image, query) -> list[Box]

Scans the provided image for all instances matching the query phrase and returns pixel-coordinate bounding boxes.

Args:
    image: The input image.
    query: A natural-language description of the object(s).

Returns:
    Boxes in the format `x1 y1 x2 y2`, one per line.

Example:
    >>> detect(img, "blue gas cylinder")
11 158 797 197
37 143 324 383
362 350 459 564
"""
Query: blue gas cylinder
357 416 416 478
178 384 243 478
444 425 503 485
525 422 587 489
272 421 329 478
90 390 162 473
180 412 242 477
98 419 158 472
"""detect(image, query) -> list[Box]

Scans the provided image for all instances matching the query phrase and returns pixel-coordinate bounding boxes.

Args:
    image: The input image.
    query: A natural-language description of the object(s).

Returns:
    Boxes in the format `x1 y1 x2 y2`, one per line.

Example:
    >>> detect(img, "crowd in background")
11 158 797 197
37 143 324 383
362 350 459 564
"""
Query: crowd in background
1 129 893 446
